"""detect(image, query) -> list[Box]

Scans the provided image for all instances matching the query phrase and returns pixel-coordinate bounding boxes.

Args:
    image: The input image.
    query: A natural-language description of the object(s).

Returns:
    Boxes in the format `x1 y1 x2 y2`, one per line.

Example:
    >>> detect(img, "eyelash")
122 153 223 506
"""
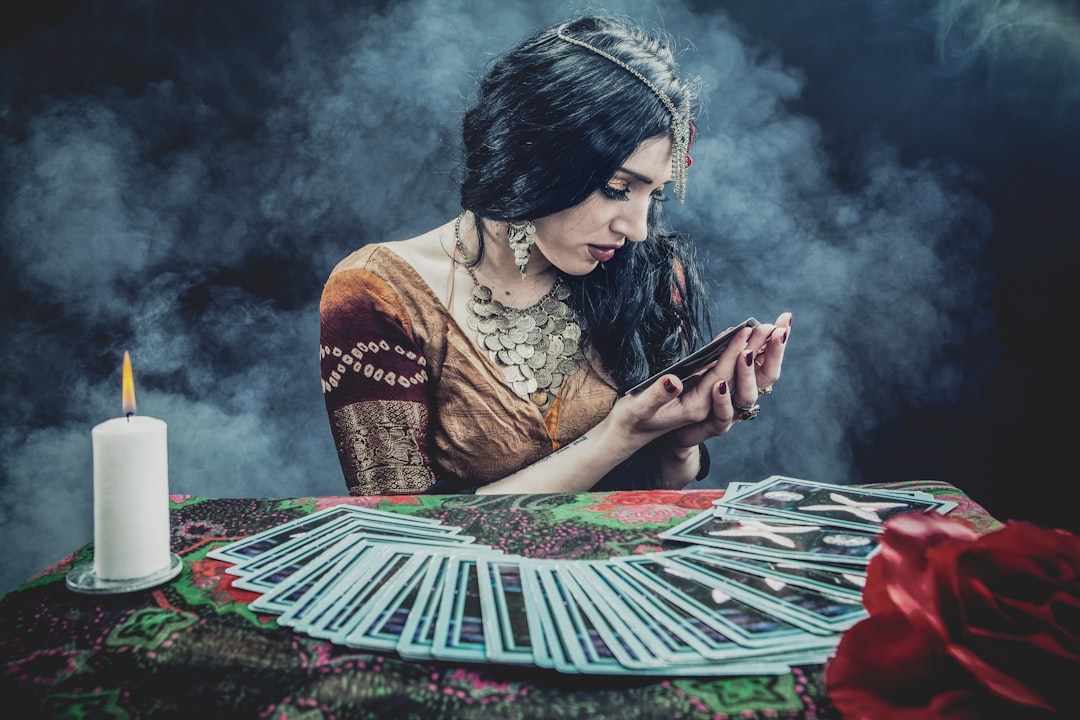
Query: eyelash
600 185 668 203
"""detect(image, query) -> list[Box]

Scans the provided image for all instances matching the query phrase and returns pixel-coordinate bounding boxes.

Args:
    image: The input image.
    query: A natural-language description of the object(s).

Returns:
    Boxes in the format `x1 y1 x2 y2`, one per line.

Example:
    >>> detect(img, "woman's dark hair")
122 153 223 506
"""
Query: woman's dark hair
460 14 713 489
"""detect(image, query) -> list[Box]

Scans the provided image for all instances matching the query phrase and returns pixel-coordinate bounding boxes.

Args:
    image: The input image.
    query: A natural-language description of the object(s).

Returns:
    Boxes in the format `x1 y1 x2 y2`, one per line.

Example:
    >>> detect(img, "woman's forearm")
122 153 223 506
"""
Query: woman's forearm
474 414 650 494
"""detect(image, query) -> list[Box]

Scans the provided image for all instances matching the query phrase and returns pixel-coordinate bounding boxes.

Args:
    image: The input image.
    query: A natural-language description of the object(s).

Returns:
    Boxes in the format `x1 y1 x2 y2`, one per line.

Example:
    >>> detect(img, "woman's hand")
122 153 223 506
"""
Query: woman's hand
610 312 792 456
673 311 790 447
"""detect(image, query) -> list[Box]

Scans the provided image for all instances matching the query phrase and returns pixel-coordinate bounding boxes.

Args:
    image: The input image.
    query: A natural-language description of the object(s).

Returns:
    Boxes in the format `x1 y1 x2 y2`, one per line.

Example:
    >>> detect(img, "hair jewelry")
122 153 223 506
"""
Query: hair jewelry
557 25 692 202
507 220 536 279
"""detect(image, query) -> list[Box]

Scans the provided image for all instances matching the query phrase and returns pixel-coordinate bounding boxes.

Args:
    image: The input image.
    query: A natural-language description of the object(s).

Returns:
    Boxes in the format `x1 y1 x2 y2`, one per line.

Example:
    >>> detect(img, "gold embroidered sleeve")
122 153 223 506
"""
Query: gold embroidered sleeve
329 400 435 495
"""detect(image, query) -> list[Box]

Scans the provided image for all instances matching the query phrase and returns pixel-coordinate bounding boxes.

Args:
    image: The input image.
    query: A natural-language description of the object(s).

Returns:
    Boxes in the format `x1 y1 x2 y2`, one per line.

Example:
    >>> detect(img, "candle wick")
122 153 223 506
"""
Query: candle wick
126 412 134 422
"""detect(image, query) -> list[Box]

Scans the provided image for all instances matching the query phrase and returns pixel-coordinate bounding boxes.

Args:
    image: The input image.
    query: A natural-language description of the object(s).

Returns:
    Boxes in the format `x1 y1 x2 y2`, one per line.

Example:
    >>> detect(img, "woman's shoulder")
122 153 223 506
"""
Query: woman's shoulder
328 220 455 299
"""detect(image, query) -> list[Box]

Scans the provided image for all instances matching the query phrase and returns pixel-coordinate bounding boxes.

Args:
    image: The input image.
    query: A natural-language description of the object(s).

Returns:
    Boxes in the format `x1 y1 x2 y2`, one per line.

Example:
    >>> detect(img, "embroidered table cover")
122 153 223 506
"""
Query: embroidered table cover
0 482 1000 719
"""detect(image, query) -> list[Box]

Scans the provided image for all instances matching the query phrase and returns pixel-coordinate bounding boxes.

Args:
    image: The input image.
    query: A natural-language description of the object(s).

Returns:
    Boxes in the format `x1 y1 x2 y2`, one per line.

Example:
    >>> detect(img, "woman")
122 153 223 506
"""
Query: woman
319 14 791 496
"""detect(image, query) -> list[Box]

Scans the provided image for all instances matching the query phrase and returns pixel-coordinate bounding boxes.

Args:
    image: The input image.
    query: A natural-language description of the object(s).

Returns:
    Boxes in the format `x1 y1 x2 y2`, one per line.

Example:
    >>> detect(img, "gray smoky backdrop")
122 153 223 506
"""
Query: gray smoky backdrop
2 0 1078 594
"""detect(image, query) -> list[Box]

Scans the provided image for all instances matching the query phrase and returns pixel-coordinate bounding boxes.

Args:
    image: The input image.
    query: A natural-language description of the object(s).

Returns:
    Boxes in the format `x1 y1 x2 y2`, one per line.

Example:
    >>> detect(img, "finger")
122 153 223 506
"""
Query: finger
756 315 791 386
732 347 760 411
713 379 736 424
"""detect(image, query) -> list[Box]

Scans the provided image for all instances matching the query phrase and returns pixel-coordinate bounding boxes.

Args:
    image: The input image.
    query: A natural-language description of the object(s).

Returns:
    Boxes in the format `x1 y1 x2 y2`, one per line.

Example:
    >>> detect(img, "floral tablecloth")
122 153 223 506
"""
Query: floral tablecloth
0 482 999 720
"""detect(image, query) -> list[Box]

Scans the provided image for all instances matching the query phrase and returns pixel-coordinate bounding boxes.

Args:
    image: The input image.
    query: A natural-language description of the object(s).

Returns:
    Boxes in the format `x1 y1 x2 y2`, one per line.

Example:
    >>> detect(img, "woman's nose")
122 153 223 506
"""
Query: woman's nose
614 197 651 243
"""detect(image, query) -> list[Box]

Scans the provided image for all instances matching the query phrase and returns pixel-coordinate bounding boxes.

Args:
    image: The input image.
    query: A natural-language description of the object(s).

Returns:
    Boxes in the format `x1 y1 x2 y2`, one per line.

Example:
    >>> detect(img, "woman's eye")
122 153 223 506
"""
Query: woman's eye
601 179 631 201
650 188 668 203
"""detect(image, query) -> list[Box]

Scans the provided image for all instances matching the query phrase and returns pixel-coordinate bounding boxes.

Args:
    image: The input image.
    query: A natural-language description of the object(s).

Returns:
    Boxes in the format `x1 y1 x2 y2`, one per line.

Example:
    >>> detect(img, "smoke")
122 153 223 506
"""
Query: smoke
1 0 1076 595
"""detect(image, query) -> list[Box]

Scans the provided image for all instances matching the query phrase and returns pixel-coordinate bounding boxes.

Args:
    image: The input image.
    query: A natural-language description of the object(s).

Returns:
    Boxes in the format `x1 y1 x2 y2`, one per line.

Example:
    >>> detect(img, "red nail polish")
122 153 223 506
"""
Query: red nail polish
745 352 753 367
718 381 727 395
782 330 789 344
663 378 677 394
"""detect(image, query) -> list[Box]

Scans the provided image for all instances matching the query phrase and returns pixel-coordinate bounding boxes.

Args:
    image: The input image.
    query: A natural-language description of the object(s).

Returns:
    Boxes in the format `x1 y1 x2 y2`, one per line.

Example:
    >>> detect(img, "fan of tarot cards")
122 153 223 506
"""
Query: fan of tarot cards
211 476 957 675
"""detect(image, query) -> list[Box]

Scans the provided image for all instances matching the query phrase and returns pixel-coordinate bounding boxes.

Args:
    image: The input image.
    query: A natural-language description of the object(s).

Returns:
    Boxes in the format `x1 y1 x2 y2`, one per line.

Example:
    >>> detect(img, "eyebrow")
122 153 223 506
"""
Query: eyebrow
616 166 655 185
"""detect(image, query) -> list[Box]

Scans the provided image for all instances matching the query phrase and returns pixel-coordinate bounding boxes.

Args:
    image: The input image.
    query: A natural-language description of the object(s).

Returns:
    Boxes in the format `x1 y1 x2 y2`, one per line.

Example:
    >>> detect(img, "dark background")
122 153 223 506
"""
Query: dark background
2 0 1078 595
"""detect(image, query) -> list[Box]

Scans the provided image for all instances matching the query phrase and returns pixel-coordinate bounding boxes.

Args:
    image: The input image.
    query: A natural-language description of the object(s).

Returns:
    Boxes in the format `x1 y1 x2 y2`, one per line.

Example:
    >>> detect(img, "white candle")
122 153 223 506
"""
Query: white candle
91 353 171 580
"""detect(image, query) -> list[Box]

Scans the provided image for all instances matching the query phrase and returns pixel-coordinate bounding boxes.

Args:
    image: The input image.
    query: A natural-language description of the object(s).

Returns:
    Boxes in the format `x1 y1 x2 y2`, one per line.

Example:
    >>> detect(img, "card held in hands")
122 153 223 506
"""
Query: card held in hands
624 317 760 395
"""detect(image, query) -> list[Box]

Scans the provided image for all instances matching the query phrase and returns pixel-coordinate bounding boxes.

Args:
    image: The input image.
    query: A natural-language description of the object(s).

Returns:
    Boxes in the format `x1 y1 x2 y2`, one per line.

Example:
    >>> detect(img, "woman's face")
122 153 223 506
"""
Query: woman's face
530 134 674 276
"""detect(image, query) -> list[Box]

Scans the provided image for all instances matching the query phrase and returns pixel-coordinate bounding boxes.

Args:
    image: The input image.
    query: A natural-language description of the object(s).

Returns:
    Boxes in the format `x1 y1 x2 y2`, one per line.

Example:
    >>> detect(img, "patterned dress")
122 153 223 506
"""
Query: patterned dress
319 245 618 495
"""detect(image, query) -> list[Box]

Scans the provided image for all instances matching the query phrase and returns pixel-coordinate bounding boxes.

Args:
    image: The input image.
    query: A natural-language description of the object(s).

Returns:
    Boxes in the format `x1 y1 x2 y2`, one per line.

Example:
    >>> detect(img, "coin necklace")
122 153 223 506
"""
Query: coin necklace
454 212 585 408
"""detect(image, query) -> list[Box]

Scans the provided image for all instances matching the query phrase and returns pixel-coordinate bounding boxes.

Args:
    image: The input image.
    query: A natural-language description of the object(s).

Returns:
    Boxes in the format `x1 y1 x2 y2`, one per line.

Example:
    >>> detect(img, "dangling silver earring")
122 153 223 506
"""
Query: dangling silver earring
507 220 536 279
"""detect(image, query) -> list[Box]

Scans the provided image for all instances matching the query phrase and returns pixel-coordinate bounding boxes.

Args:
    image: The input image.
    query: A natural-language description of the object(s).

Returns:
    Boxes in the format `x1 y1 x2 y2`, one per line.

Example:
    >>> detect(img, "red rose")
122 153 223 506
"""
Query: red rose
826 513 1080 719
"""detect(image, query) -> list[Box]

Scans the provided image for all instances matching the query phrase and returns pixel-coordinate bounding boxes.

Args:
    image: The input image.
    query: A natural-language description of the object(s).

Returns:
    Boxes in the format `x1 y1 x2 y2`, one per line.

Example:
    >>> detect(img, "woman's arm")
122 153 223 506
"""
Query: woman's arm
320 269 438 495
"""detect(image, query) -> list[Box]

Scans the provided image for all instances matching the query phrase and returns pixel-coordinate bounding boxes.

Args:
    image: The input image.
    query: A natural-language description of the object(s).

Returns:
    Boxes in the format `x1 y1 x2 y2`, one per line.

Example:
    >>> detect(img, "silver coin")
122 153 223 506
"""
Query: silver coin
466 314 479 331
513 380 530 396
517 315 537 332
515 343 535 359
562 337 579 355
506 349 523 365
473 285 493 302
525 377 538 393
484 335 503 351
552 318 567 333
503 365 524 382
477 318 496 334
559 359 580 375
508 328 527 344
562 323 581 341
533 368 553 387
527 351 548 369
549 372 564 389
548 336 565 357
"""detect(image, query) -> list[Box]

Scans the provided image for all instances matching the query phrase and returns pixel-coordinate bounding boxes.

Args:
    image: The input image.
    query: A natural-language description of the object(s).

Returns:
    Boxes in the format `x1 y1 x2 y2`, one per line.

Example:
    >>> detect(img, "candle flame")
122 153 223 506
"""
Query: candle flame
122 351 136 416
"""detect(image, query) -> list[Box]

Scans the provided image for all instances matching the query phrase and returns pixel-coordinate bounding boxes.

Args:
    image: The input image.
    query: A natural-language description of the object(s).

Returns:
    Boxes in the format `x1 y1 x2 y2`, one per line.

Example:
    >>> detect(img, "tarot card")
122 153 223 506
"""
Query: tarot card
535 562 642 673
624 318 760 394
567 560 696 667
597 559 834 673
397 553 452 661
342 551 436 651
663 552 868 634
476 556 548 667
518 559 577 674
609 553 828 650
659 508 880 565
248 532 366 615
594 558 789 663
716 476 956 531
284 545 404 638
431 555 490 663
232 524 477 595
679 546 866 599
274 540 388 627
210 504 457 564
322 547 432 645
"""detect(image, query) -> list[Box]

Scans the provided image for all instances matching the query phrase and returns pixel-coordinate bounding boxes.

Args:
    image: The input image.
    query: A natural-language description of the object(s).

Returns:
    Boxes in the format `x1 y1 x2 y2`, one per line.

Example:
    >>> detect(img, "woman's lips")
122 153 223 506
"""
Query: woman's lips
588 244 622 262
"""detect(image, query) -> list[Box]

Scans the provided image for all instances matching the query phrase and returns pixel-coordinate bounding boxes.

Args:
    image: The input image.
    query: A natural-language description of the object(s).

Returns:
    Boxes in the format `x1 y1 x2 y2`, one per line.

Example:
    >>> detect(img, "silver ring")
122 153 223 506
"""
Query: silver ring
759 386 773 396
732 401 760 421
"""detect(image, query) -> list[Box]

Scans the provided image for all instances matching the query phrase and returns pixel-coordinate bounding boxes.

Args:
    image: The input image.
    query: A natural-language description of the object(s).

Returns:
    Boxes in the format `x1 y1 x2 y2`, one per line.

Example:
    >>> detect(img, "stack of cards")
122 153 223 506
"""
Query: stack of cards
212 478 957 675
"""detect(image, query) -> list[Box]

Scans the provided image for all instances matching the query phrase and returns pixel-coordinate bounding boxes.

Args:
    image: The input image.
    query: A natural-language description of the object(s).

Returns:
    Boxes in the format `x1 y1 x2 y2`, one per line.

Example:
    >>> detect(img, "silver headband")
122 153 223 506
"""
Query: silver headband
557 25 692 203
